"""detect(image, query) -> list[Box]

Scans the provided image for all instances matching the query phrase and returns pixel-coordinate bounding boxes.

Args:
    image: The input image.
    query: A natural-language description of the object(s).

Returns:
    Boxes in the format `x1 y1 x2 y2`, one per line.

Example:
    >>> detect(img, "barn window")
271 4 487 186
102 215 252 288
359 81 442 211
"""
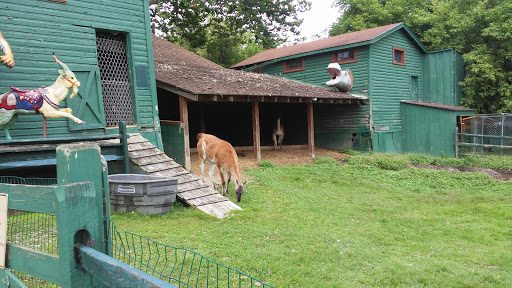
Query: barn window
284 58 304 73
96 31 135 127
392 47 406 66
332 48 357 64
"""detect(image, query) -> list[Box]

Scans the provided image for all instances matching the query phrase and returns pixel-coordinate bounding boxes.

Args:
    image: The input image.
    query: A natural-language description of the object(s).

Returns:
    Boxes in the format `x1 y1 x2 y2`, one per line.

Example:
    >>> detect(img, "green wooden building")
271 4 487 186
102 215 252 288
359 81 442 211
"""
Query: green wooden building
232 23 473 156
0 0 162 148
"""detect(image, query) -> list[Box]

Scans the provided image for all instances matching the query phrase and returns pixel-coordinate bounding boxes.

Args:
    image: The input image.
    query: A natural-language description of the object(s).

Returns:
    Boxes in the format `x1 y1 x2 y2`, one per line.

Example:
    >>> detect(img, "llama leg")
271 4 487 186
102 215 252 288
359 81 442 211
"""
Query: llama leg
279 134 283 149
219 167 226 196
209 161 216 189
225 170 232 196
272 132 277 150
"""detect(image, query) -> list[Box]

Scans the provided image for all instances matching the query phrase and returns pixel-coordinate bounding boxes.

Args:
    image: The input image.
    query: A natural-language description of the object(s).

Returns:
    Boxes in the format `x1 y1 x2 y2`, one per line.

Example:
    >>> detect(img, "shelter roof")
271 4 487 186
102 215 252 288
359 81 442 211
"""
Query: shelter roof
152 35 366 104
401 101 475 111
231 23 426 69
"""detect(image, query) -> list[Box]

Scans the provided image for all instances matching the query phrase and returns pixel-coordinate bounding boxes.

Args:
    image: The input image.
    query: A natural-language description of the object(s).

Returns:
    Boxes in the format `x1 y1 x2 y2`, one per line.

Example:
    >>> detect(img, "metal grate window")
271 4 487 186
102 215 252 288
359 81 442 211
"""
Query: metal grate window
96 31 135 127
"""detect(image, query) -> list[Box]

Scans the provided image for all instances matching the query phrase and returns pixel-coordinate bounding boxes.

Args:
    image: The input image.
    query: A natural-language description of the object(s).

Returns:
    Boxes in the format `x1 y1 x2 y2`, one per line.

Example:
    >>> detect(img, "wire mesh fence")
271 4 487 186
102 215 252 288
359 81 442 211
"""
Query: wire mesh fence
107 220 274 288
458 114 512 156
2 176 273 288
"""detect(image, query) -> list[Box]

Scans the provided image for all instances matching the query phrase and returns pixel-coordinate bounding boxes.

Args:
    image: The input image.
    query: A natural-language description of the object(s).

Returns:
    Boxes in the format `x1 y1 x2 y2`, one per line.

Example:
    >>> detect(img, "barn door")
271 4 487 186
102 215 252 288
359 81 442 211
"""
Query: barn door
67 68 107 131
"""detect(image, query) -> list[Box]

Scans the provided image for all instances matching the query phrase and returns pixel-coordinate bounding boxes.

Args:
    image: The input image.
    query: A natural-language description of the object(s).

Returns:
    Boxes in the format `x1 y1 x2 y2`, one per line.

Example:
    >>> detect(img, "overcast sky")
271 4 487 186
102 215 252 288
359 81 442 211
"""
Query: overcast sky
298 0 340 41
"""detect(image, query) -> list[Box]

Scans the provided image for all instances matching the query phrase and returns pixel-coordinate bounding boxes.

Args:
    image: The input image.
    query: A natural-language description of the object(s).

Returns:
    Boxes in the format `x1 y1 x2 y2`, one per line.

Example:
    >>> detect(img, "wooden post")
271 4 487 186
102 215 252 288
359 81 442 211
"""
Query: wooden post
307 103 315 158
179 96 191 170
119 121 130 174
252 101 261 163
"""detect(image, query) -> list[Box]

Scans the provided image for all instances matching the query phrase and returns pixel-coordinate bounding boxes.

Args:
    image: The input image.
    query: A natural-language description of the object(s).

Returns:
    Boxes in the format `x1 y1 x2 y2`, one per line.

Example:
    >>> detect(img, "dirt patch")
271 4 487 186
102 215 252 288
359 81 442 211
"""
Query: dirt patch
413 164 512 181
189 146 349 182
189 147 512 182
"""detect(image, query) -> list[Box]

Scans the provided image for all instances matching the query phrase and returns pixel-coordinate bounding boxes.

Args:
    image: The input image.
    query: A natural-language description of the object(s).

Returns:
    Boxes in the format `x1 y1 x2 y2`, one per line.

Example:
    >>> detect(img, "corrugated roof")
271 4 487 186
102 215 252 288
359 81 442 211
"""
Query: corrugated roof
152 35 366 101
231 23 403 68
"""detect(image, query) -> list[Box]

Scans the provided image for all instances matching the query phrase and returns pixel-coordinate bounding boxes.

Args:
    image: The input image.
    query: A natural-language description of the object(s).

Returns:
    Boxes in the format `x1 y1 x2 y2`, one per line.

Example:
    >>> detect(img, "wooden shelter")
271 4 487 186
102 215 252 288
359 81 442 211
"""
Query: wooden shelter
152 36 368 168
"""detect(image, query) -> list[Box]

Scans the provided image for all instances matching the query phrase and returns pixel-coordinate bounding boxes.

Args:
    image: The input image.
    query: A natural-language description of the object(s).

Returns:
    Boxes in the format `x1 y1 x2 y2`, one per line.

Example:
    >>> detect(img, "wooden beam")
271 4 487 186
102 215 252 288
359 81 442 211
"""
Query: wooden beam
307 103 315 158
156 81 198 101
179 96 191 169
252 101 261 163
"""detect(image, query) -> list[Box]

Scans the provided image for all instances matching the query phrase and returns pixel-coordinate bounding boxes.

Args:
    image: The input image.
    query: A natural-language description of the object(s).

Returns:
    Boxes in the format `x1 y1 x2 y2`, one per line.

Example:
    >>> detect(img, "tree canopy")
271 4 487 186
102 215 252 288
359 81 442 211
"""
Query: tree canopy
330 0 512 114
150 0 310 67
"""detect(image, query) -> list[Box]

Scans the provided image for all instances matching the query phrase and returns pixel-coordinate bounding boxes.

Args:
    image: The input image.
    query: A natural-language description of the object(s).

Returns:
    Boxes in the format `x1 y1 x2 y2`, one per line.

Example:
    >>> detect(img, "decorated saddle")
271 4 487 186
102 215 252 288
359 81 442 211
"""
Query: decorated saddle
0 87 46 111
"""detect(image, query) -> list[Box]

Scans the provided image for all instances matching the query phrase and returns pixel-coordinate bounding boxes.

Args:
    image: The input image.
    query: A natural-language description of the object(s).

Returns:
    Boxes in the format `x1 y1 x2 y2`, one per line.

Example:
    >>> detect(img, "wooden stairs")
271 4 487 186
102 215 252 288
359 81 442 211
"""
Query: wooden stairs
127 133 242 218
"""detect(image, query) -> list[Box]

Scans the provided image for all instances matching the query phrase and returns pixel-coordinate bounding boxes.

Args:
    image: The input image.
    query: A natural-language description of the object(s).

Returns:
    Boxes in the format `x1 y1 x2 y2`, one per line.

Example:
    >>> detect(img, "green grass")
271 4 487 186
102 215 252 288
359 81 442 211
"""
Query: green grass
111 154 512 287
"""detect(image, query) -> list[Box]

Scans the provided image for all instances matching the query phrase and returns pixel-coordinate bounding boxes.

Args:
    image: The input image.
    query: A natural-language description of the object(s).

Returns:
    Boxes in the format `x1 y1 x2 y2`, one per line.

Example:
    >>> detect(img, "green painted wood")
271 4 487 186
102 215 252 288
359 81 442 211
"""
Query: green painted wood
161 122 185 166
401 102 474 157
0 269 28 288
0 0 161 148
68 69 107 131
78 246 178 288
423 49 464 106
6 245 60 284
119 121 131 174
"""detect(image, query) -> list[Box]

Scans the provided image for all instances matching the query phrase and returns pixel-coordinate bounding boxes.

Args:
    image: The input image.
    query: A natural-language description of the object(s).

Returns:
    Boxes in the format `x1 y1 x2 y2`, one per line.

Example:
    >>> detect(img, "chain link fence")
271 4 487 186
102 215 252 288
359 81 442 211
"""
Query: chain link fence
458 114 512 156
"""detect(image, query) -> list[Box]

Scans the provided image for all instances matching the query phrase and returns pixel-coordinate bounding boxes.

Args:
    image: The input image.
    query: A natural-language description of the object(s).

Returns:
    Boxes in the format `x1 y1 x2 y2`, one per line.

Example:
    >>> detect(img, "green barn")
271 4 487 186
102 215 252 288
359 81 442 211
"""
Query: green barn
232 23 473 156
0 0 162 148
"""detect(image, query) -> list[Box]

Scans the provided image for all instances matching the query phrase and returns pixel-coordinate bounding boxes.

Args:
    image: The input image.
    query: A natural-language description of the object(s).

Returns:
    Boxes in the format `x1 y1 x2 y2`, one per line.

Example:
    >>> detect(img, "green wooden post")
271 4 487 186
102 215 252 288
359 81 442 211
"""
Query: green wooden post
56 144 110 287
119 121 131 174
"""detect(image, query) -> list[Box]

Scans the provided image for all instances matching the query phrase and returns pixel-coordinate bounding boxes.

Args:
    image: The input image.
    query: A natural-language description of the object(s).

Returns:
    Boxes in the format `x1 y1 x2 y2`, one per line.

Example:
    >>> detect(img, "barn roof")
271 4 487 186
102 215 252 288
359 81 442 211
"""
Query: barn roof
152 35 367 104
231 22 426 69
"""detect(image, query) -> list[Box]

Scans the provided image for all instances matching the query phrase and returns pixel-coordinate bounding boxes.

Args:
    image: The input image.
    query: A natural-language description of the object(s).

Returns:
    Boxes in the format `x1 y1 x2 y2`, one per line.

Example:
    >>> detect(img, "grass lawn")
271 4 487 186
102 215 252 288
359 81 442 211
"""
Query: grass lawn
111 156 512 287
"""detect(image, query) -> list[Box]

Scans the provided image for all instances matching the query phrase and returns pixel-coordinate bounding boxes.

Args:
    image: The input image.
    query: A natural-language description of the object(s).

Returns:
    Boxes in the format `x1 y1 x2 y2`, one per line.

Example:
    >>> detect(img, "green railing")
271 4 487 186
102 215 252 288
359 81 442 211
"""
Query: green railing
107 219 274 288
0 176 57 186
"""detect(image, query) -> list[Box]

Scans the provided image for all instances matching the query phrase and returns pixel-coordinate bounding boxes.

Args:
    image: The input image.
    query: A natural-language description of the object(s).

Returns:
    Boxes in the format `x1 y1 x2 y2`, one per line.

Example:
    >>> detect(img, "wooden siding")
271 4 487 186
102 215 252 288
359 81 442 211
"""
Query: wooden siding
260 46 370 92
314 103 371 150
369 29 424 152
423 49 464 106
0 0 161 147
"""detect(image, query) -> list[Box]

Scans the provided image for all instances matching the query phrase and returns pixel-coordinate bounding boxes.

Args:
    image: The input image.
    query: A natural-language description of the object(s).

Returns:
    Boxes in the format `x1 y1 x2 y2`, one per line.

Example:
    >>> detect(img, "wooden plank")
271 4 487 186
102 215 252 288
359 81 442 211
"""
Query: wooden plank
178 188 219 201
187 193 228 207
307 102 315 158
179 96 191 170
252 101 261 163
6 244 60 285
77 246 177 288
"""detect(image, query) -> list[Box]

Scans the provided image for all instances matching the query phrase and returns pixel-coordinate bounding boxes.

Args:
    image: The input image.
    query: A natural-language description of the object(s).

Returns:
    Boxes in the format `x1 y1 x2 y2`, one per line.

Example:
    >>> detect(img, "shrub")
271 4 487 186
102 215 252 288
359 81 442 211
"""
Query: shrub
258 160 277 169
339 149 365 156
313 157 338 165
346 153 411 171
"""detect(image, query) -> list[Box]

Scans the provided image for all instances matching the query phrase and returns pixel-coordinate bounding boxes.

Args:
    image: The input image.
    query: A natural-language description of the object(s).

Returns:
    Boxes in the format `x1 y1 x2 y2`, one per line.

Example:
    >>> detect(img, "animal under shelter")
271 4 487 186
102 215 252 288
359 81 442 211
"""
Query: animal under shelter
152 35 369 169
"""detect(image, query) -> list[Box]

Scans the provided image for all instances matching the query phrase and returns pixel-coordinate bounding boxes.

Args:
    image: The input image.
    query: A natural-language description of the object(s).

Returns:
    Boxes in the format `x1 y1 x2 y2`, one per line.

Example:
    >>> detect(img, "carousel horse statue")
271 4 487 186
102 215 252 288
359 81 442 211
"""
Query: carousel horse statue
325 62 353 93
0 55 84 140
0 32 15 68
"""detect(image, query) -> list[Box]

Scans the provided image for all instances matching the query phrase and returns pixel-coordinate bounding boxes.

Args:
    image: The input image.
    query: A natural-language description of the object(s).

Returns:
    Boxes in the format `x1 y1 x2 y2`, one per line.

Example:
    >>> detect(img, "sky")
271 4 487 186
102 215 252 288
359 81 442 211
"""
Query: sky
298 0 340 41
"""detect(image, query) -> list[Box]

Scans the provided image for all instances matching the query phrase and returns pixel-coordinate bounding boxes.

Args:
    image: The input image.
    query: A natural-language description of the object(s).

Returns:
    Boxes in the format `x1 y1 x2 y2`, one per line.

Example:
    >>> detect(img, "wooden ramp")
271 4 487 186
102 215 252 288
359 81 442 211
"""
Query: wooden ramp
127 134 241 218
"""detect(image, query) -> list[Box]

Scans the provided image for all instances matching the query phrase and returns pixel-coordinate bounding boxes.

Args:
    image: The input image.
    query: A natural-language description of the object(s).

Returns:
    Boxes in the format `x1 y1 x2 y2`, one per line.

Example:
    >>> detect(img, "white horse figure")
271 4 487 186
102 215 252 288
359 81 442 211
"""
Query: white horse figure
0 55 84 140
325 62 353 92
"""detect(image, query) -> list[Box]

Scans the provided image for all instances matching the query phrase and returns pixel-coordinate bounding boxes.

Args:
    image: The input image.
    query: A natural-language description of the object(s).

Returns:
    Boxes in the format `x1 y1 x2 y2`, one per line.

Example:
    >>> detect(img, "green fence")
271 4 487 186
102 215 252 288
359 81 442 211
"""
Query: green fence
1 145 273 288
107 220 273 288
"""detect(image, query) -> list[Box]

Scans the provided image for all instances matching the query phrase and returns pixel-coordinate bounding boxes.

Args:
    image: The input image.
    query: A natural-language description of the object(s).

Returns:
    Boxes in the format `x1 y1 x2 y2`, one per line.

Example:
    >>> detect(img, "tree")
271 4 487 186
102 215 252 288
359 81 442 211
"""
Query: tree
329 0 431 37
150 0 311 66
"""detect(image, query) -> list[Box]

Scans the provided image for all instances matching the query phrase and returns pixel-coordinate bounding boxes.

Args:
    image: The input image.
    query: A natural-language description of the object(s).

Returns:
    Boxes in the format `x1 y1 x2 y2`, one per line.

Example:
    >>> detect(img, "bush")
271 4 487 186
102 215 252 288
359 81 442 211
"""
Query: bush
339 149 365 156
313 157 338 165
258 160 277 169
346 153 411 171
462 154 512 170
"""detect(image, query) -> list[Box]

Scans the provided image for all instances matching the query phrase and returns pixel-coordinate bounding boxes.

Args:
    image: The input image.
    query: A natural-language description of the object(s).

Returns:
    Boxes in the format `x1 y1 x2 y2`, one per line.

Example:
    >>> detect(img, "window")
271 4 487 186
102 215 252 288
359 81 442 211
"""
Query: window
96 31 135 127
332 48 357 64
284 58 304 73
392 47 406 66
